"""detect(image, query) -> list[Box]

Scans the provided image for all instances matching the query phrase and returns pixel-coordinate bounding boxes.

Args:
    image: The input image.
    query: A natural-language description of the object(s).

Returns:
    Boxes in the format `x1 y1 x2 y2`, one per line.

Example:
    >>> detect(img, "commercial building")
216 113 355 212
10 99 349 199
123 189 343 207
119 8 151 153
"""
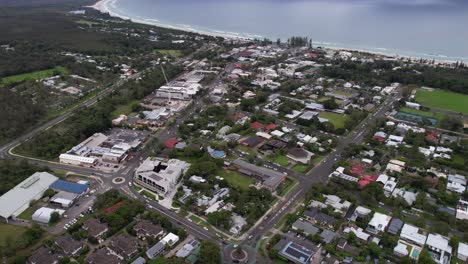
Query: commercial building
232 159 286 191
32 207 65 224
273 237 321 264
50 179 88 195
134 157 190 196
50 191 79 208
0 172 58 222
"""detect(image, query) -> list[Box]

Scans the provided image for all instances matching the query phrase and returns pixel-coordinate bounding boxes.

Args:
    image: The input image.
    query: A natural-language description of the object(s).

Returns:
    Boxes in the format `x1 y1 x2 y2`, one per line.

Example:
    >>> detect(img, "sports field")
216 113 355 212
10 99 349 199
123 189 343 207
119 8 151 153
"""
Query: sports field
415 89 468 114
1 66 68 85
318 112 349 129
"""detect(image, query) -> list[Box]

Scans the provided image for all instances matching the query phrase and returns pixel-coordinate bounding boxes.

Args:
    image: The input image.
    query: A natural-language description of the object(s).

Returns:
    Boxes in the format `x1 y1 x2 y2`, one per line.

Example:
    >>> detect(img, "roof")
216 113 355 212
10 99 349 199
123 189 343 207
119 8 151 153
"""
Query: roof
400 224 427 245
368 212 391 232
55 234 83 256
164 138 178 149
134 219 163 236
292 219 320 235
265 124 278 130
83 218 108 238
458 242 468 257
241 136 263 147
109 234 138 258
320 229 337 243
387 218 404 235
146 242 164 258
130 257 146 264
0 172 58 219
86 248 121 264
28 247 59 264
426 234 452 252
288 148 312 159
250 122 265 130
358 175 378 188
233 159 286 190
50 180 88 194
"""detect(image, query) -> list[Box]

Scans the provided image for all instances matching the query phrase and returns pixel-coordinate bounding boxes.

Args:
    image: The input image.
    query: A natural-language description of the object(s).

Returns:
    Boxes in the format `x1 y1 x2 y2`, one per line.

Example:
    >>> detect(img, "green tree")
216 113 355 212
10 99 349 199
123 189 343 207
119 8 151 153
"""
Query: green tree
198 240 221 264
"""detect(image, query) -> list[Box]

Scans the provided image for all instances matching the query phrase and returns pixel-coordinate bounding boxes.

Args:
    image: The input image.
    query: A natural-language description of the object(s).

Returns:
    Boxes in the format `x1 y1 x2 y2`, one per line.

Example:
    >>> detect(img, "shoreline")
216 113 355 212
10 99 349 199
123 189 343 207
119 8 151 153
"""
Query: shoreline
88 0 465 64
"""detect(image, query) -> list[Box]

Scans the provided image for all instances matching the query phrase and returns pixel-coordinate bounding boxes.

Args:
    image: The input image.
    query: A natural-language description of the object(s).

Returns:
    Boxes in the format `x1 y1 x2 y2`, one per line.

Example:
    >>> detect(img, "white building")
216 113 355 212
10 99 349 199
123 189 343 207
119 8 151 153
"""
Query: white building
161 233 180 247
134 158 190 196
426 234 452 264
458 242 468 262
59 154 97 167
32 207 65 224
400 224 427 246
446 174 467 194
0 172 58 222
367 212 391 234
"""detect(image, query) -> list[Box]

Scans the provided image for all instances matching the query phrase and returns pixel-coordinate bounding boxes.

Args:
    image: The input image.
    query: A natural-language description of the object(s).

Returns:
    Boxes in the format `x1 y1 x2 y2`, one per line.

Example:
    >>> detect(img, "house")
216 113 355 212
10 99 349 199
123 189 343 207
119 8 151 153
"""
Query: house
287 148 314 164
387 218 404 235
426 234 452 264
366 212 391 234
176 239 200 258
456 199 468 220
55 234 83 257
323 195 351 215
320 229 337 244
400 224 427 247
131 257 146 264
292 219 320 236
446 174 467 194
86 248 121 264
28 247 60 264
108 234 138 259
344 226 371 242
83 218 108 239
349 206 372 221
161 232 180 247
458 242 468 262
304 208 338 229
146 242 165 259
232 159 286 191
133 219 164 239
240 136 264 148
273 237 321 264
392 188 418 206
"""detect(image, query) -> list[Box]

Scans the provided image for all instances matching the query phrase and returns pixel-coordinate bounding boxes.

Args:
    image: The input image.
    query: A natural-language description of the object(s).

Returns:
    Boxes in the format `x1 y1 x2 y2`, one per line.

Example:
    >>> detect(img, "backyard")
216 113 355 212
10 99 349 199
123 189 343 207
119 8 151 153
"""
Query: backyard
319 112 349 129
217 169 254 190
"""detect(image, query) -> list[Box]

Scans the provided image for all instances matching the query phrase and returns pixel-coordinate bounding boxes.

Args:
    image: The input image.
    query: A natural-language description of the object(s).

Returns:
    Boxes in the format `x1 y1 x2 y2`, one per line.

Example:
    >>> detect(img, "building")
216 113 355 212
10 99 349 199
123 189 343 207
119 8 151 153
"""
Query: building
32 207 65 224
50 191 79 208
161 232 180 247
446 174 467 194
366 212 391 234
108 234 138 259
50 179 89 195
426 234 452 264
400 224 427 247
176 239 200 258
146 242 165 259
86 248 121 264
273 238 321 264
134 157 190 196
59 154 97 167
387 218 404 235
456 199 468 220
292 219 320 236
133 219 164 239
55 234 83 257
83 218 108 239
131 257 146 264
232 159 286 191
0 172 58 222
28 247 60 264
458 242 468 262
287 148 314 164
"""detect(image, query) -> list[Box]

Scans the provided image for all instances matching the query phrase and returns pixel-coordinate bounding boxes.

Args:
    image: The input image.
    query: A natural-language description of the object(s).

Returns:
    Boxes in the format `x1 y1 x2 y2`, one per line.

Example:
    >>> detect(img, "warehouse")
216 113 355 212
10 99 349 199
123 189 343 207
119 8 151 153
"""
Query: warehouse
50 191 79 208
50 179 89 195
32 207 65 224
0 172 58 222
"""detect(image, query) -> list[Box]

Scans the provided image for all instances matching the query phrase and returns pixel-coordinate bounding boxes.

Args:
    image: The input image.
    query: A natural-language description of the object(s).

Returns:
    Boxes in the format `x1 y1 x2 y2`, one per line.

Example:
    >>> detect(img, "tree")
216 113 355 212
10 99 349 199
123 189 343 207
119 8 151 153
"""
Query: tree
439 115 463 131
198 240 221 264
418 248 436 264
43 188 56 198
323 99 339 110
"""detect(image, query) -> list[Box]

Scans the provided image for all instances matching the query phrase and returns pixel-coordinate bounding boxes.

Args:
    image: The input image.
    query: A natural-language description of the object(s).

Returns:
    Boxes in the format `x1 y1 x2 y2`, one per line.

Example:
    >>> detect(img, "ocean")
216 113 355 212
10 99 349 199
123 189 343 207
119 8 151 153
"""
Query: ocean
97 0 468 62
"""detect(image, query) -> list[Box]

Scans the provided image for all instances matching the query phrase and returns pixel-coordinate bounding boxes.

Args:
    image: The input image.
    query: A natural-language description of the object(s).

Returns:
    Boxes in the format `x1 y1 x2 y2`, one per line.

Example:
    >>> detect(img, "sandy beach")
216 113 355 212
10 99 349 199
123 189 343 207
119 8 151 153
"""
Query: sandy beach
88 0 462 64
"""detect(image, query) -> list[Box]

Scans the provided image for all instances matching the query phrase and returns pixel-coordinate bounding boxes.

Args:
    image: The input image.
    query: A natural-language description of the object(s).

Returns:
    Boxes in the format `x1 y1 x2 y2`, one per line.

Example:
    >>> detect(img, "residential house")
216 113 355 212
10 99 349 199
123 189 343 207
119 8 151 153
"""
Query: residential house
133 219 164 240
387 218 404 235
146 242 165 259
108 234 138 260
86 248 121 264
28 247 60 264
55 234 83 257
273 237 321 264
446 174 467 194
287 148 314 164
366 212 391 234
458 242 468 262
426 234 452 264
292 219 320 236
83 218 108 239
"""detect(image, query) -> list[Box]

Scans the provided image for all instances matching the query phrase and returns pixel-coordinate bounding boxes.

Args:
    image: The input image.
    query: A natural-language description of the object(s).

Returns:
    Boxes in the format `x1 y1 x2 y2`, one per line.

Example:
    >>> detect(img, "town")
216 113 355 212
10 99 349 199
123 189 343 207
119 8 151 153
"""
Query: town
0 1 467 264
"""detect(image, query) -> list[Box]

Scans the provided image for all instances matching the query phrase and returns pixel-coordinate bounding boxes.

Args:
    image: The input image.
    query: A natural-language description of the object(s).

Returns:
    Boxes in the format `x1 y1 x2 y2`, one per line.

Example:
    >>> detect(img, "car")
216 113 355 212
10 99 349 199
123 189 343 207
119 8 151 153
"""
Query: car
248 235 253 240
79 213 84 217
203 227 209 231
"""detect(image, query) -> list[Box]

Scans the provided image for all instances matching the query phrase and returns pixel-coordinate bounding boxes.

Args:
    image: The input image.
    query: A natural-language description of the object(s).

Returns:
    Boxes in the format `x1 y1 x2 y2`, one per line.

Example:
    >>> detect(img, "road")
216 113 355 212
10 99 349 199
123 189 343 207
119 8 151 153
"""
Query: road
240 94 399 251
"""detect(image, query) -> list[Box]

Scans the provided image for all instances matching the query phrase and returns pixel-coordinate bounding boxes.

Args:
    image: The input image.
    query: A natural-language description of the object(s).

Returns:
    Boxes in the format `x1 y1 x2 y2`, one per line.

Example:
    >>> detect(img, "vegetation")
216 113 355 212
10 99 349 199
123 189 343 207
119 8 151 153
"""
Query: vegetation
0 66 68 85
0 160 50 195
0 224 44 259
318 112 349 129
198 240 221 264
415 89 468 114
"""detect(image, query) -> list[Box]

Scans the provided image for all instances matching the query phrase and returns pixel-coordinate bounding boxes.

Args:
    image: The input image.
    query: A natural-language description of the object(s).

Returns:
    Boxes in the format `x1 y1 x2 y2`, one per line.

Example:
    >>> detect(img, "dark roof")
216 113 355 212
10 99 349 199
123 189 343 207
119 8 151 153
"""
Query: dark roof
292 219 320 235
241 136 263 147
304 207 319 218
83 218 108 238
314 213 337 225
134 219 163 237
50 180 88 194
320 229 337 244
288 148 310 158
86 248 121 264
109 234 138 258
273 237 318 264
55 234 83 256
265 139 287 149
387 218 404 235
146 242 165 259
28 247 59 264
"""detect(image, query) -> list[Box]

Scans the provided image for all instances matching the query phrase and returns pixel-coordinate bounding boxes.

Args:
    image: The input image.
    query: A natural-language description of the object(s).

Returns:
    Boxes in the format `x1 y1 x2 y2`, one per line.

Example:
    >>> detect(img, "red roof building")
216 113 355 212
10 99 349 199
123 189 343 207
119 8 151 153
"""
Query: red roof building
265 124 278 131
425 130 440 142
164 138 178 149
350 164 365 177
372 136 386 143
251 122 265 130
102 201 125 215
358 175 378 188
306 53 319 58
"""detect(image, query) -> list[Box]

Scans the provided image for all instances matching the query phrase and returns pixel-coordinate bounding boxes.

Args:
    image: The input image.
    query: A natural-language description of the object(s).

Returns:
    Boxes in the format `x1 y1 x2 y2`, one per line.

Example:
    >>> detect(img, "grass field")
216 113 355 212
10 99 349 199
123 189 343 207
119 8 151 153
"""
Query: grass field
111 99 139 118
0 224 27 246
217 169 254 190
155 49 183 57
236 145 256 156
1 66 68 85
415 89 468 114
17 206 38 220
141 190 157 200
292 164 309 173
274 155 289 167
318 112 349 129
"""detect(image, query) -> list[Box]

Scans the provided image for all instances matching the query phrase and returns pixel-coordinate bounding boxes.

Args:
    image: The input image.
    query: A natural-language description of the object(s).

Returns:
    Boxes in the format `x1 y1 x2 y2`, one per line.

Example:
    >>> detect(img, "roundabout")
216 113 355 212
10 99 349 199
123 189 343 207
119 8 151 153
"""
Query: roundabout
112 177 125 184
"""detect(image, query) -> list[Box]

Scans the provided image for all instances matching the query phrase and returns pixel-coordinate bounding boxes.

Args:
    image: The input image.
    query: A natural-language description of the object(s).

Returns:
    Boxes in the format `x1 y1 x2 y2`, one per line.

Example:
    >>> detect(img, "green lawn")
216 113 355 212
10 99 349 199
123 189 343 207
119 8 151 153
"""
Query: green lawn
17 206 38 220
274 155 289 166
0 224 27 246
318 112 349 129
312 155 325 165
277 177 296 196
1 66 68 85
415 89 468 114
217 169 254 190
154 49 183 57
236 145 256 156
141 190 156 200
111 99 139 118
292 164 309 173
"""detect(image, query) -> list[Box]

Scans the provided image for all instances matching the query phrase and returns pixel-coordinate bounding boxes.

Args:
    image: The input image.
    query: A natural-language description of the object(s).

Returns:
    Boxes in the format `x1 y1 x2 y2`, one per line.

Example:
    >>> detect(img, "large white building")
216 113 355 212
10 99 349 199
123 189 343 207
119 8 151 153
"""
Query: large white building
0 172 58 222
156 82 201 101
32 207 65 224
134 158 190 196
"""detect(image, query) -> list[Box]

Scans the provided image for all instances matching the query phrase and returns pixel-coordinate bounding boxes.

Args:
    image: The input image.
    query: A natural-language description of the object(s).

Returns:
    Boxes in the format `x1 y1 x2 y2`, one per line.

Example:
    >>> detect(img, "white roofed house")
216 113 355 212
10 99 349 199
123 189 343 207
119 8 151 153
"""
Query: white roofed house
366 212 391 234
446 174 466 194
426 234 452 264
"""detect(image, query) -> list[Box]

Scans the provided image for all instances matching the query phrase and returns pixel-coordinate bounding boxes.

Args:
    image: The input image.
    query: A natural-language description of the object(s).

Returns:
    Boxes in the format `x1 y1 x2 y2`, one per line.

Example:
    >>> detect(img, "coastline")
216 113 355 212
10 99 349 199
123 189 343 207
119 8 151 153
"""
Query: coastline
88 0 464 64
